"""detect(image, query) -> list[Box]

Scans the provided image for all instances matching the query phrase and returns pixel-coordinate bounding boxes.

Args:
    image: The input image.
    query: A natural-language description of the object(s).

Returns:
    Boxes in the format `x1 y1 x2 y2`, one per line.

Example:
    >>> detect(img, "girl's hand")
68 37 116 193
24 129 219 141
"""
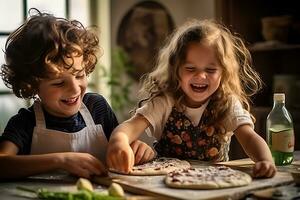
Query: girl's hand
59 152 107 178
130 140 155 165
106 140 135 174
253 160 277 178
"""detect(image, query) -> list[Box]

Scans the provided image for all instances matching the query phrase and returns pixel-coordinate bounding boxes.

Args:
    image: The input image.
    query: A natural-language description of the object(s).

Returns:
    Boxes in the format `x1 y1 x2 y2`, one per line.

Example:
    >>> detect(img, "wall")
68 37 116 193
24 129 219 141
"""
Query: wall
111 0 216 48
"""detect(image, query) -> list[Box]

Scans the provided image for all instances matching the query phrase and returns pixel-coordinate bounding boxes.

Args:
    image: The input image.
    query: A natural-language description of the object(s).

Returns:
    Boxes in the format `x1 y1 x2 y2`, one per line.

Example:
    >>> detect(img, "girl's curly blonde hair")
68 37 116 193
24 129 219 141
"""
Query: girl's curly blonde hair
1 9 101 99
138 19 262 127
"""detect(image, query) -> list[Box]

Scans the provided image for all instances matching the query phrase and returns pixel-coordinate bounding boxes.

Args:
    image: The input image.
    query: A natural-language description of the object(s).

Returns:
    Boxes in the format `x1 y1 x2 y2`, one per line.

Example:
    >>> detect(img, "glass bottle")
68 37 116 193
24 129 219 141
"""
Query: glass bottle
266 93 294 165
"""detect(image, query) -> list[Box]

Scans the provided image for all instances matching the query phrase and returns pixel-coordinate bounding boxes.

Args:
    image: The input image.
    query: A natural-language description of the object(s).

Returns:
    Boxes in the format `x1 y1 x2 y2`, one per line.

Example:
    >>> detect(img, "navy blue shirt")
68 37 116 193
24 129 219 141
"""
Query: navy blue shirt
0 93 118 154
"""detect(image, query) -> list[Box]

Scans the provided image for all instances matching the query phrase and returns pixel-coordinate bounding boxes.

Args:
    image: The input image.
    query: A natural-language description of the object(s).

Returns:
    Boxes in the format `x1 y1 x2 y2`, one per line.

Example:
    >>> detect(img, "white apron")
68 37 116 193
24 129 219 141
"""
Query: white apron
30 101 108 163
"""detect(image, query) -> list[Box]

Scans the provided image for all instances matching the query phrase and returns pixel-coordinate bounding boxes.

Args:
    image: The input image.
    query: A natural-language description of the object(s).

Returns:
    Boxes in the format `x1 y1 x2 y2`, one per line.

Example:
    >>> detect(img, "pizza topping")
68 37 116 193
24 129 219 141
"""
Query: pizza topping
126 157 191 175
169 166 241 181
165 165 252 189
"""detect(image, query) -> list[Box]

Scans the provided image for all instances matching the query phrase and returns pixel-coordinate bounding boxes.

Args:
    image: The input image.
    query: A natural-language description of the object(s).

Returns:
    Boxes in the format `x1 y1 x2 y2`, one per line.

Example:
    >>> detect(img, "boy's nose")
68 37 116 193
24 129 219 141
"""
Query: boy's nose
67 80 81 93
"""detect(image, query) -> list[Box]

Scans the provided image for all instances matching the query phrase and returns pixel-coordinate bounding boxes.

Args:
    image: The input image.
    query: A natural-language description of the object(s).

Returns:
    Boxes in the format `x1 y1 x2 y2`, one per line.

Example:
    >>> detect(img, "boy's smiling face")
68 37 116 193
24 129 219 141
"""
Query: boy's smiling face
37 55 88 117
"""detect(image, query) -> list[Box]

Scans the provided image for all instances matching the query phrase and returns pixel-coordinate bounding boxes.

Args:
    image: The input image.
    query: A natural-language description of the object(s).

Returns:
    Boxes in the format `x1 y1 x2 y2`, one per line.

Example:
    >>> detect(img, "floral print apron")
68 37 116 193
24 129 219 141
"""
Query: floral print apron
154 106 230 162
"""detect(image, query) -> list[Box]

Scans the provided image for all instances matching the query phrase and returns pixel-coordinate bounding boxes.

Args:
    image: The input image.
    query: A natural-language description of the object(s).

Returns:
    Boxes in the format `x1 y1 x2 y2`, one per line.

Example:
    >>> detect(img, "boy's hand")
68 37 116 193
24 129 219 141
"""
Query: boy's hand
253 160 277 178
106 140 135 174
130 140 155 165
59 152 107 178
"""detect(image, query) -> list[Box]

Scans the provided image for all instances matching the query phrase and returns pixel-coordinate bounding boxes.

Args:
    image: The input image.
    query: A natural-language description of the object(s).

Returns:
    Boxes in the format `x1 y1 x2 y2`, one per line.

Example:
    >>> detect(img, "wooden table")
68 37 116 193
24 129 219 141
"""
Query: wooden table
0 151 299 200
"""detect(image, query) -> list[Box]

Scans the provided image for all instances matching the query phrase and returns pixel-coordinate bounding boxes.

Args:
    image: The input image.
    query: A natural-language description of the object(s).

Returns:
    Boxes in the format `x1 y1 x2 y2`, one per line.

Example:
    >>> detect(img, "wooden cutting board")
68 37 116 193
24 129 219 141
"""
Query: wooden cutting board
252 184 300 199
93 169 293 200
293 160 300 166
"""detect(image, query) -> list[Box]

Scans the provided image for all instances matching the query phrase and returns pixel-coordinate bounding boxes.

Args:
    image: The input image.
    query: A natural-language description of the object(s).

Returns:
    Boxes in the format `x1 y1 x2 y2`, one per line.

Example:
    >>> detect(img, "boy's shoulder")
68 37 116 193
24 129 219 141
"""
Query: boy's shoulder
83 92 105 100
82 93 118 134
9 106 35 122
82 93 112 114
1 106 35 137
83 93 108 105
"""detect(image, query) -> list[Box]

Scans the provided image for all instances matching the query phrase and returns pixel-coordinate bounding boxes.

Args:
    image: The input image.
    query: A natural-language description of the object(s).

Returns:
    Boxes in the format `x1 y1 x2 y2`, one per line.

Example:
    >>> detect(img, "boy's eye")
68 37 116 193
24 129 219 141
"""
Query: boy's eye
51 82 64 86
76 74 85 79
185 66 196 72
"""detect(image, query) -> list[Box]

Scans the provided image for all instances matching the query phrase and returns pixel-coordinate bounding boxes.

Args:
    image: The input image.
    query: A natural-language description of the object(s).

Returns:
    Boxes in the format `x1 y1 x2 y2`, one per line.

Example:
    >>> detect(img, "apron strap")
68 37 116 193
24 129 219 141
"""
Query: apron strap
34 100 96 129
79 103 96 127
33 100 46 129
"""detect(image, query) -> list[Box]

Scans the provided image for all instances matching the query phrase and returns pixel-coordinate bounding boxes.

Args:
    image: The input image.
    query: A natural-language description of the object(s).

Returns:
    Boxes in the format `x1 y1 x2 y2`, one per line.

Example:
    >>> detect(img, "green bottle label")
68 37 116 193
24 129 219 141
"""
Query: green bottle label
270 128 294 153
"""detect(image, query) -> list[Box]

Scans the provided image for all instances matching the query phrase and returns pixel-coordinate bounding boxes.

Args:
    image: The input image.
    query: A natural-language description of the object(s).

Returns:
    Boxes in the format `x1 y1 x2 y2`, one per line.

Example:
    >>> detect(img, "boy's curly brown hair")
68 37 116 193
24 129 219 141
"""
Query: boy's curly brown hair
1 9 101 99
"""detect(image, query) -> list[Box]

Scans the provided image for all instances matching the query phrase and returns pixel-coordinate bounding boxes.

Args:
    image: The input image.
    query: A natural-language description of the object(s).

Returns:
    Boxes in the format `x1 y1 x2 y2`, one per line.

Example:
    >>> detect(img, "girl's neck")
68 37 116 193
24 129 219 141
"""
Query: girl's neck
182 97 209 108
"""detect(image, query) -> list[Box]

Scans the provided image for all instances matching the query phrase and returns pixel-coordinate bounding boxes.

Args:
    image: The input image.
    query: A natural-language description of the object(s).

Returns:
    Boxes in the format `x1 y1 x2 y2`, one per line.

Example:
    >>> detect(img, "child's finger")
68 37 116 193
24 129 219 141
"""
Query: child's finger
120 150 134 173
130 141 139 155
264 169 274 178
253 163 272 178
85 164 101 176
106 155 113 169
266 166 277 178
253 163 262 177
135 154 144 164
129 150 135 171
108 153 120 171
95 160 108 175
134 144 146 164
270 168 277 177
253 169 263 178
87 156 107 175
78 158 101 176
139 148 154 164
73 167 91 179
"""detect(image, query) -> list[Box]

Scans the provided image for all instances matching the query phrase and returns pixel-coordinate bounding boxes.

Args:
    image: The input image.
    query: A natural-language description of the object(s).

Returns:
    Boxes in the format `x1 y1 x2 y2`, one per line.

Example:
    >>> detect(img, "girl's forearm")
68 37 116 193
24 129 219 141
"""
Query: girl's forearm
110 129 130 144
110 115 150 144
235 125 273 163
244 134 273 163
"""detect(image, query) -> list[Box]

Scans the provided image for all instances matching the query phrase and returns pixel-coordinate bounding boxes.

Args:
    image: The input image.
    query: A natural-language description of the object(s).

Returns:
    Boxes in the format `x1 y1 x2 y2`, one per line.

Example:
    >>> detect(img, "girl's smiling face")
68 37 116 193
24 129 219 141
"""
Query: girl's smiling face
179 42 222 108
37 55 87 117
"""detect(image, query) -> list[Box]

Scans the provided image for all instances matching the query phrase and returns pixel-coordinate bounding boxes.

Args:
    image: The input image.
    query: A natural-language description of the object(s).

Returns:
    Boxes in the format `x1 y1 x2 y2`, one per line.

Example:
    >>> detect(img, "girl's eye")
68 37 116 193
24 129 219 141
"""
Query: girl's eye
206 68 217 73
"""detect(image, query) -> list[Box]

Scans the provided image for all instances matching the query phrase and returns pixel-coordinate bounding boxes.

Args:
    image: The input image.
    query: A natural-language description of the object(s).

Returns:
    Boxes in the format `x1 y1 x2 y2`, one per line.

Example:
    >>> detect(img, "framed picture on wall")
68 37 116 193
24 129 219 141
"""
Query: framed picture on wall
117 1 174 80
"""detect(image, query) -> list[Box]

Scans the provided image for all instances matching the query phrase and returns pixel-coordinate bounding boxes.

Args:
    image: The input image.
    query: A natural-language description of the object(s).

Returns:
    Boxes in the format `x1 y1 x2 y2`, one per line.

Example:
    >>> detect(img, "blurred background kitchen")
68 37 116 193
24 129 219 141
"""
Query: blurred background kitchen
0 0 299 159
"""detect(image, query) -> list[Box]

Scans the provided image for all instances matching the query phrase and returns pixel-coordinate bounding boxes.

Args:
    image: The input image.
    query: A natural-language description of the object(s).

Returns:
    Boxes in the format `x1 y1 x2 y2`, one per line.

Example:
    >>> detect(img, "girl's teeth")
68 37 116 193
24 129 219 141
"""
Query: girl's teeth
192 84 206 88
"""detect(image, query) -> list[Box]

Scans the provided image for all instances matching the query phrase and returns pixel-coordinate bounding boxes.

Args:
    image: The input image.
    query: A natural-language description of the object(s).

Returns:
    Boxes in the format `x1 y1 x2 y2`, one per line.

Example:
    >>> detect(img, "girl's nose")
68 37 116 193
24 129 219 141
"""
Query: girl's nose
195 71 207 79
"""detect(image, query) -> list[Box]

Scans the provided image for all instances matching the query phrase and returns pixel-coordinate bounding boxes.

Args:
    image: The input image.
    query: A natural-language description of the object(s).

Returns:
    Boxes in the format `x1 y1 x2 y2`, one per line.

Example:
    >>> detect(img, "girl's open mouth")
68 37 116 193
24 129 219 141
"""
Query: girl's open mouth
190 83 208 92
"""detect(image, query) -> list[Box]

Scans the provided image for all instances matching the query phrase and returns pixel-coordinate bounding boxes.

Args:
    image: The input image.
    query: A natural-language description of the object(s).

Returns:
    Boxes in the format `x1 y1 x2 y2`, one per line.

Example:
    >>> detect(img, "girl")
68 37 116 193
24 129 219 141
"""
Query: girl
0 9 154 180
107 19 276 178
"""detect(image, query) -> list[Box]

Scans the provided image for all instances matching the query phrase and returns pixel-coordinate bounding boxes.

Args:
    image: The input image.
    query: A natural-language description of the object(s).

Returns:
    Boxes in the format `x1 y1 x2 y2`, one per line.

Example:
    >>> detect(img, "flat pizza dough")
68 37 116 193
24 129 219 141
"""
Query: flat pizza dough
165 165 252 189
110 157 191 176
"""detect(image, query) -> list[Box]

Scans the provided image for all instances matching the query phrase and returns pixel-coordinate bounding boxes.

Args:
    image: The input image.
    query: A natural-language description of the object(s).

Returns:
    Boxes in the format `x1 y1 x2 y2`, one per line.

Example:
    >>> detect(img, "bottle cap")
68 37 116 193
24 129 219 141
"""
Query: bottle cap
274 93 285 102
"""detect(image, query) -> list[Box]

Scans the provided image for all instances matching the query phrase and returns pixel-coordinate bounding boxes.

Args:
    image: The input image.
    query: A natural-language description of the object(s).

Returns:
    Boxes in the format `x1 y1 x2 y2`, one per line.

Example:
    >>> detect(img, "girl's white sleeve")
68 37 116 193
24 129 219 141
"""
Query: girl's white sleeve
135 95 173 139
225 99 254 132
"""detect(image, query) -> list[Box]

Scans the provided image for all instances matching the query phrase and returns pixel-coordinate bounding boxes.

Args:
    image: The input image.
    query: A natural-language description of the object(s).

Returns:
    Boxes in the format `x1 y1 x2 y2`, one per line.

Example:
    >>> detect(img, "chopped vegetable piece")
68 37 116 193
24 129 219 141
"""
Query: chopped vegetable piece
108 183 124 197
76 178 94 192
